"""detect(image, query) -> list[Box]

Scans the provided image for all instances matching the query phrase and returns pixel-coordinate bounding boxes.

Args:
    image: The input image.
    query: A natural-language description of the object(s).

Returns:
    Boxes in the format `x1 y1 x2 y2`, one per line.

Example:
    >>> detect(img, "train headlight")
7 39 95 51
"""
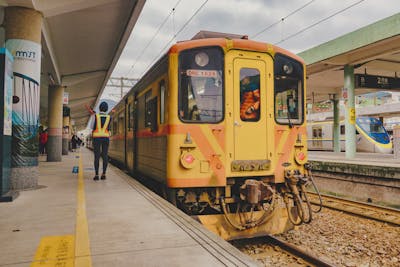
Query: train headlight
180 152 196 169
283 63 293 74
195 52 209 67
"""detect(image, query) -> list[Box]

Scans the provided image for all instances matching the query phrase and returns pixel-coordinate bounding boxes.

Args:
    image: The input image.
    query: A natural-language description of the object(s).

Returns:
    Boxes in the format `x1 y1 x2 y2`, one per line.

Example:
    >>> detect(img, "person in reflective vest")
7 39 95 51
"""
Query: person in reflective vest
91 101 111 181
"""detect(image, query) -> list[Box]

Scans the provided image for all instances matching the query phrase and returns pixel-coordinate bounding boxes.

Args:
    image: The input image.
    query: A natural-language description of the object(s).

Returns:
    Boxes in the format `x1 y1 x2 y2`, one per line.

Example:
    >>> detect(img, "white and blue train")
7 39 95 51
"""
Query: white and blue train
307 117 392 153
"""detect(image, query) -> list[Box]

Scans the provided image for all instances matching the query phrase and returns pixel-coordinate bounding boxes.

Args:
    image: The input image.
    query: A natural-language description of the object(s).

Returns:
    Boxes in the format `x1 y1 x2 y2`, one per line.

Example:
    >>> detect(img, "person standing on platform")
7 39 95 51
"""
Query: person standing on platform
91 101 111 181
39 128 48 155
71 133 80 152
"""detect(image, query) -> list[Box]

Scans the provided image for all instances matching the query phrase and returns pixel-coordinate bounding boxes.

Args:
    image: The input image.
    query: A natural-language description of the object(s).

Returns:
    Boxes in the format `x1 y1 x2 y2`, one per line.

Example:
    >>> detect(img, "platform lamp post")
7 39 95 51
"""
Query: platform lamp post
329 93 340 153
0 48 19 201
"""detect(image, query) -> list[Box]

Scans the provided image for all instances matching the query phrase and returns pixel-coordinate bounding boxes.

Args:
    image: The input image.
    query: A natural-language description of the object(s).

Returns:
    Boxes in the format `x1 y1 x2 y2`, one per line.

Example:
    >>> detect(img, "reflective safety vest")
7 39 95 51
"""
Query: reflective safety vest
92 114 111 138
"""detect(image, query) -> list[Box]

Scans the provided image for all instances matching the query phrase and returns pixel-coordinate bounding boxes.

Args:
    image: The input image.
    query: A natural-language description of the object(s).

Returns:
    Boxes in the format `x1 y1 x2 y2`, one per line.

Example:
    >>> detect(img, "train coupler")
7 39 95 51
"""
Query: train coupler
239 179 274 204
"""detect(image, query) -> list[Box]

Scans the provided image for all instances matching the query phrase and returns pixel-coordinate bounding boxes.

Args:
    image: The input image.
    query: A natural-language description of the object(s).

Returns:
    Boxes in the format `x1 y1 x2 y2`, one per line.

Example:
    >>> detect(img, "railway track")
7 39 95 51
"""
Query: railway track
307 191 400 226
232 235 335 267
262 235 335 267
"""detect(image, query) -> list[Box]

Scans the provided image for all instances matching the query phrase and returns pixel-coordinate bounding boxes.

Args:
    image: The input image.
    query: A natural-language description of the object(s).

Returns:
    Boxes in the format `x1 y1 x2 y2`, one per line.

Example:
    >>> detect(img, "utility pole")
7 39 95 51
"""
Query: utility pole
107 77 139 99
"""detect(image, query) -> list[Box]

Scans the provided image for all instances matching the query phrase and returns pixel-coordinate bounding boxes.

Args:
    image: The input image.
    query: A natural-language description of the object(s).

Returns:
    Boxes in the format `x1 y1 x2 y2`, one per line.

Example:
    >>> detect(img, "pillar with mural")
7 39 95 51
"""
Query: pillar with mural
4 7 42 190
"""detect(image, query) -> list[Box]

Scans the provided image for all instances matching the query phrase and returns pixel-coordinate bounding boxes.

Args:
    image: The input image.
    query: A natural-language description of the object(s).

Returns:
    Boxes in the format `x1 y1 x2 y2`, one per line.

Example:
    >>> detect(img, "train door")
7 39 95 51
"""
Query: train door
231 54 269 160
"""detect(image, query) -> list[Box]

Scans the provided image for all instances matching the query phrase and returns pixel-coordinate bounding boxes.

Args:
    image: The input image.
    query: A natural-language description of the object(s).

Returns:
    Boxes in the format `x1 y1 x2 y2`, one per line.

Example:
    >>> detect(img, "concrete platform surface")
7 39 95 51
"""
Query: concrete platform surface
0 148 259 267
308 151 400 167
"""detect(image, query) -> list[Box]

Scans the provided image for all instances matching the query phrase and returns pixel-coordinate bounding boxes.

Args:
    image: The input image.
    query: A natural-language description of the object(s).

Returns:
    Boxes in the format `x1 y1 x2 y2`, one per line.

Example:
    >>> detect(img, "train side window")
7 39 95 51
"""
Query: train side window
130 102 135 131
118 112 124 134
340 125 345 135
240 68 260 121
159 80 166 124
137 95 145 129
113 119 117 135
127 103 132 130
145 97 158 132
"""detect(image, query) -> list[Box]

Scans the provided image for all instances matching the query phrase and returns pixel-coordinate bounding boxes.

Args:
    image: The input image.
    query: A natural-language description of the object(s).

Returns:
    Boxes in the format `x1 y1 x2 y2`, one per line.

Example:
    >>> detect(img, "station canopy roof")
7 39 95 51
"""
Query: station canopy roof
299 13 400 104
2 0 145 130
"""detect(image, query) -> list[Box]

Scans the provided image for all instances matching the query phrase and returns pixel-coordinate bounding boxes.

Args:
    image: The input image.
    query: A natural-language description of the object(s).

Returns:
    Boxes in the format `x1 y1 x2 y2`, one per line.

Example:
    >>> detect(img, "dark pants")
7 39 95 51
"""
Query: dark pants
39 143 46 155
93 138 109 175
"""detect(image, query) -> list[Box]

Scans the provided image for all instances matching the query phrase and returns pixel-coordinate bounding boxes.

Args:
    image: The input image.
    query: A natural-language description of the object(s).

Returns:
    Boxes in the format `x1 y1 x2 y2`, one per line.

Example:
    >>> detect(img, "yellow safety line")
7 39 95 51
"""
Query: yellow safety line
31 235 75 266
31 150 92 266
75 149 93 266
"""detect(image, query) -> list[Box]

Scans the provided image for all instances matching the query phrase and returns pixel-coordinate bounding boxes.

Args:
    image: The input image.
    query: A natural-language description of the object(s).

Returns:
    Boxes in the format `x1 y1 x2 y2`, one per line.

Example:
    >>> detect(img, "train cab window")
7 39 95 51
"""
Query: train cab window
240 68 260 121
274 54 304 125
178 47 224 123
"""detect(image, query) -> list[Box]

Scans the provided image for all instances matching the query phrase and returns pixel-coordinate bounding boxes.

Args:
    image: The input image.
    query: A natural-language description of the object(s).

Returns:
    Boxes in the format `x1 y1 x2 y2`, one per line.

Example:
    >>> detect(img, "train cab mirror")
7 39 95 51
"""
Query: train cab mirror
145 97 158 132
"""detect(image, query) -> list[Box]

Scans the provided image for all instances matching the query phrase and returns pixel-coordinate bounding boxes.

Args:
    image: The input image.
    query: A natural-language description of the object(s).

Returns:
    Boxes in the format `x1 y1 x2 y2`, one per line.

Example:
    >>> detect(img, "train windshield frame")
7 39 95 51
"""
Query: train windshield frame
178 46 224 123
274 54 304 126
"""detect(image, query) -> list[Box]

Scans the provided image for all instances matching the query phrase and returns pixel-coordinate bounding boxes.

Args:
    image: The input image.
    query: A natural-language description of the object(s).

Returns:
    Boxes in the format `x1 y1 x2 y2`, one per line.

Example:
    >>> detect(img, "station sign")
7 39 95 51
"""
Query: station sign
63 92 69 104
355 74 400 89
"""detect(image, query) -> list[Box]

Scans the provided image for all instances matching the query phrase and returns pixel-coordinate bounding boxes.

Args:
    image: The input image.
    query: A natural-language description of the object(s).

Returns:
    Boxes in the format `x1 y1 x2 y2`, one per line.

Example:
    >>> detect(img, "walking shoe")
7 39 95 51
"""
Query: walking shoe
101 174 106 180
93 175 99 181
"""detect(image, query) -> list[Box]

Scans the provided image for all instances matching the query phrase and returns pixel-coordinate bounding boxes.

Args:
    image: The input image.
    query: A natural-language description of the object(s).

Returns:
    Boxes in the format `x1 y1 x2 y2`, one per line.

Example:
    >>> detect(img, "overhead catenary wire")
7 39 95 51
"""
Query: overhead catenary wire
251 0 317 39
139 0 209 78
125 0 183 77
275 0 366 45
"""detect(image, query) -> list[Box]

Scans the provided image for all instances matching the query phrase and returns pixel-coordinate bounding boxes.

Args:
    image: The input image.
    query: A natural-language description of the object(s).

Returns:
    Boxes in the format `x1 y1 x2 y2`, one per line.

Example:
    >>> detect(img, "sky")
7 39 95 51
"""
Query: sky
102 0 400 101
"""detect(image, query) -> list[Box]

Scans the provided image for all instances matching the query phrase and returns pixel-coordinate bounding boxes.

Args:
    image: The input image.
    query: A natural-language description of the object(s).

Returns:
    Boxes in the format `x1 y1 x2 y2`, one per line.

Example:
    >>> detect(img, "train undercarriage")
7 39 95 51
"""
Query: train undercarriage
169 165 322 240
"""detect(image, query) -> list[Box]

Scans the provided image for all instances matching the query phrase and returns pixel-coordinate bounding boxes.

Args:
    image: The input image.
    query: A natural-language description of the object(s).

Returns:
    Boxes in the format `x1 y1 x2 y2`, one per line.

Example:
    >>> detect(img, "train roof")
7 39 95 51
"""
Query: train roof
111 31 305 110
169 31 304 64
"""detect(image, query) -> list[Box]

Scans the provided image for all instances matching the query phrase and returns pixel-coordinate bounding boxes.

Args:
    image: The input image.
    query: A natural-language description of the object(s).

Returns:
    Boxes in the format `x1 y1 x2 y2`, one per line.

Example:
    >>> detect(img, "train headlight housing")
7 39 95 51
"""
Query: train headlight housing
180 152 196 169
195 52 209 67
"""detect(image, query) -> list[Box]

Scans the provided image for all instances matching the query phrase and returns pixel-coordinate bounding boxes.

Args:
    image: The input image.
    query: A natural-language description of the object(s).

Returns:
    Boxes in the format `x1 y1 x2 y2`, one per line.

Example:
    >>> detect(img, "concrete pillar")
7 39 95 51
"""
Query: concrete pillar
62 115 70 155
344 65 356 159
47 85 63 162
4 7 42 190
332 96 340 153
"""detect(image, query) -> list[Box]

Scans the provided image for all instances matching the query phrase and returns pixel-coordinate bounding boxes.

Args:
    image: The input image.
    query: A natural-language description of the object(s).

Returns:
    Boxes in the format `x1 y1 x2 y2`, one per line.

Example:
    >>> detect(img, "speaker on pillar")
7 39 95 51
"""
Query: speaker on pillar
0 48 19 201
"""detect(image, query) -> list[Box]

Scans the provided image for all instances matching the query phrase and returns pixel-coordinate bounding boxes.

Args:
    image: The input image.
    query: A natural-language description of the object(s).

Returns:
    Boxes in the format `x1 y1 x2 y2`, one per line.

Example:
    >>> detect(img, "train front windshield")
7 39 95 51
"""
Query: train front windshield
357 118 391 144
357 118 386 133
274 54 304 125
178 47 224 123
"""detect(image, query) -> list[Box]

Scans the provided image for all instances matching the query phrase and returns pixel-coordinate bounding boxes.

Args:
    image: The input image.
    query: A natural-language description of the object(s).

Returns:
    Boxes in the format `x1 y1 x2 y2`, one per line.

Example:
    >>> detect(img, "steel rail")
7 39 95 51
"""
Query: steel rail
307 192 400 226
263 235 335 267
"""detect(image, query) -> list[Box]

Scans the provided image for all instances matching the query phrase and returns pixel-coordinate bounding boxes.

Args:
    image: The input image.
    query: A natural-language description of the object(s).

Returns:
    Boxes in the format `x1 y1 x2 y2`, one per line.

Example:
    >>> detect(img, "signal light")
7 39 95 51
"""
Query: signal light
180 152 196 169
184 153 195 164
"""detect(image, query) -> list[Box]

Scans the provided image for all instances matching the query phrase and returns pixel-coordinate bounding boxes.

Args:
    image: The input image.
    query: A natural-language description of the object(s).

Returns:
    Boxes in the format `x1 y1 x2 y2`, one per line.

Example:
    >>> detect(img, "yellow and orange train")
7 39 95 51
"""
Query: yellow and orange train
106 32 318 240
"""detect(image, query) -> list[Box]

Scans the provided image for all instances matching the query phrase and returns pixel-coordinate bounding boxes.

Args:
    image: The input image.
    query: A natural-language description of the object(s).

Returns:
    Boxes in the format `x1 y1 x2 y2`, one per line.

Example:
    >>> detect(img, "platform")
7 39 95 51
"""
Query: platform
308 151 400 167
0 148 258 267
308 151 400 206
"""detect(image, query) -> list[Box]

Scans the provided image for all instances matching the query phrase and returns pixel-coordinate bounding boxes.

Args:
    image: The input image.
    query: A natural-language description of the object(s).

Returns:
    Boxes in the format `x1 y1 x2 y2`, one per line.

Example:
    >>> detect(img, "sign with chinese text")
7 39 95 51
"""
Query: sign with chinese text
355 74 400 89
